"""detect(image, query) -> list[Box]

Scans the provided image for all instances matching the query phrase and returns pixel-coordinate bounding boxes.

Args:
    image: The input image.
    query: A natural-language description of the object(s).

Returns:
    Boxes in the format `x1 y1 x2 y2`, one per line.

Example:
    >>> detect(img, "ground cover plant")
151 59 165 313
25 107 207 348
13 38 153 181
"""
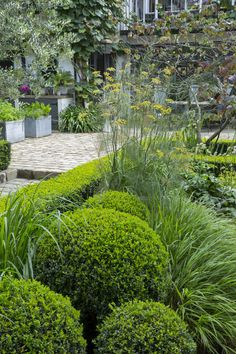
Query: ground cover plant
182 160 236 218
0 278 86 353
95 300 196 353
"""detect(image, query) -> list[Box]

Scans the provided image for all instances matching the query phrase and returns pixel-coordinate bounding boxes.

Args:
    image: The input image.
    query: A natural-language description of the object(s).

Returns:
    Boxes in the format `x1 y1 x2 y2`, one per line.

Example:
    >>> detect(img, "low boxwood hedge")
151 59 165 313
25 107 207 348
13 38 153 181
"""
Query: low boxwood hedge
0 278 86 353
203 138 236 155
0 140 10 172
83 190 150 222
95 300 196 354
35 208 168 321
0 158 104 213
178 152 236 174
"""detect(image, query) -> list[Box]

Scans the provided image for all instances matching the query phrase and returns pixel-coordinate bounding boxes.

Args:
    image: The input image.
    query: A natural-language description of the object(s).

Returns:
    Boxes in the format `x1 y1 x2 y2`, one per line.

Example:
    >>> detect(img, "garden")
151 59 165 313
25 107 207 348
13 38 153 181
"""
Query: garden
0 1 236 354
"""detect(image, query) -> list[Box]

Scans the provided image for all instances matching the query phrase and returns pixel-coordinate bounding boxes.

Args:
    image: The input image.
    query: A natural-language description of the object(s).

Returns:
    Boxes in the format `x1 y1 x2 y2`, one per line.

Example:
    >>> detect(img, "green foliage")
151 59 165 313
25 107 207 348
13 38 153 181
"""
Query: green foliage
58 0 124 62
24 102 51 119
0 278 86 353
0 68 25 101
220 170 236 188
203 139 236 155
95 300 196 354
154 191 236 353
74 70 103 105
52 70 74 93
59 103 104 133
177 152 236 173
0 158 103 214
183 161 236 218
83 190 150 222
0 101 25 121
0 192 58 279
35 208 168 320
0 140 10 171
0 1 74 99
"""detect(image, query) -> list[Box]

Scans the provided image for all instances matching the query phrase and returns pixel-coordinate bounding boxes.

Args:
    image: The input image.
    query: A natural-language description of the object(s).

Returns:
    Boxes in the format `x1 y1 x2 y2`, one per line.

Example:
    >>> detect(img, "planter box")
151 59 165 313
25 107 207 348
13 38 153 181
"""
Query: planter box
25 115 52 138
0 120 25 143
20 96 74 130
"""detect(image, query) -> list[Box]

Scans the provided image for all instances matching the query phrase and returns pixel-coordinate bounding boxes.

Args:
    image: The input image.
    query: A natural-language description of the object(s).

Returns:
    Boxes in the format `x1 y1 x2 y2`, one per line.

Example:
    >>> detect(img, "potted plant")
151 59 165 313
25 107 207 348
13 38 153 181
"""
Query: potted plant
24 102 52 138
52 70 74 96
0 101 25 143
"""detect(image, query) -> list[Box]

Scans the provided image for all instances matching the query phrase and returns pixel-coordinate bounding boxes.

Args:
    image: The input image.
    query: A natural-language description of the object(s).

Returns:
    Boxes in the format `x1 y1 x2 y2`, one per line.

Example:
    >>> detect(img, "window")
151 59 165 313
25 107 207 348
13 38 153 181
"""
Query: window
149 0 156 12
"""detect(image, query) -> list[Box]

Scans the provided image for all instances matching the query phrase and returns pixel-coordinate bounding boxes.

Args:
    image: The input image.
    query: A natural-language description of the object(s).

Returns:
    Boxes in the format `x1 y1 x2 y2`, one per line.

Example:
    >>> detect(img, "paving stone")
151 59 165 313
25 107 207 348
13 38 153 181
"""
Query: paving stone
6 169 17 181
9 132 105 174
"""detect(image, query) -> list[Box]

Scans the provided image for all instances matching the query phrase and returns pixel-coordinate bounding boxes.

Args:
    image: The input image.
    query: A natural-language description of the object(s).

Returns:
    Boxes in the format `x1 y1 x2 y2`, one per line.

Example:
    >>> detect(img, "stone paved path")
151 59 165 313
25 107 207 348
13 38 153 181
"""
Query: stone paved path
9 132 104 175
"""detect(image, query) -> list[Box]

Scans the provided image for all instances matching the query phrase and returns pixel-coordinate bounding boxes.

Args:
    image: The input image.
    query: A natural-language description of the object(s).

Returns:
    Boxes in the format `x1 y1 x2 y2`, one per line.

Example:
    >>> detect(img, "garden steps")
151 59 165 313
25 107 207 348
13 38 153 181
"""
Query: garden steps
0 178 39 196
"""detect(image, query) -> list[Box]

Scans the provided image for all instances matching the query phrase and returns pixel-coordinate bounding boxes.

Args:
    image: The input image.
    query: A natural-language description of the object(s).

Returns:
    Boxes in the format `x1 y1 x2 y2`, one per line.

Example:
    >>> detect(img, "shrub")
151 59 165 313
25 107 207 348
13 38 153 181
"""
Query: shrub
205 139 236 155
59 103 103 133
177 152 236 173
35 208 168 321
0 158 104 213
0 278 86 353
0 100 24 121
83 190 150 222
95 300 196 354
0 140 10 171
24 101 51 119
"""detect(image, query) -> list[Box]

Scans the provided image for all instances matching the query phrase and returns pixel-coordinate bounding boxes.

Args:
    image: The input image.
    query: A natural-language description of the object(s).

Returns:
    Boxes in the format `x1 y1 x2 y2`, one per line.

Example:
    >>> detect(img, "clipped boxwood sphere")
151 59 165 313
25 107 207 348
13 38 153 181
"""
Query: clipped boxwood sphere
35 208 168 320
95 300 196 354
83 190 150 222
0 278 86 353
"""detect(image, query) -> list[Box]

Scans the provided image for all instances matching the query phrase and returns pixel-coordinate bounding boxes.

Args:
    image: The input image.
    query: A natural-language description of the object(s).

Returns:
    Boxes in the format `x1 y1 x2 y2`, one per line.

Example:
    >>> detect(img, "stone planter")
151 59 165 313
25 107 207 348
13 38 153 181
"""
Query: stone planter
25 115 52 138
0 120 25 143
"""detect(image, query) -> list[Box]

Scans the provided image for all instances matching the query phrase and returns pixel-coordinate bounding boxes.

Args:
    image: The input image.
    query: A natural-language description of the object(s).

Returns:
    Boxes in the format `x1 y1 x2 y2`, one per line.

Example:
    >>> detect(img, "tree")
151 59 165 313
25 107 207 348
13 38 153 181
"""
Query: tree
0 0 75 98
126 4 236 144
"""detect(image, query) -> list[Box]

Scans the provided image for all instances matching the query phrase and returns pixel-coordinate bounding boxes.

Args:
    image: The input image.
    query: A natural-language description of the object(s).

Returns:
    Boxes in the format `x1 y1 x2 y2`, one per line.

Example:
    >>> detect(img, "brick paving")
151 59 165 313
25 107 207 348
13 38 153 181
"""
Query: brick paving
9 132 104 175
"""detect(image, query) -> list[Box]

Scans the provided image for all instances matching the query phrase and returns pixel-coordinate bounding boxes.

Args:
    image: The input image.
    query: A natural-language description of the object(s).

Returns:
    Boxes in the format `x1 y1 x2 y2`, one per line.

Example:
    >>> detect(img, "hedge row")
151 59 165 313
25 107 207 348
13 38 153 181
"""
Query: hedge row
0 140 10 172
0 158 105 213
203 138 236 155
178 152 236 173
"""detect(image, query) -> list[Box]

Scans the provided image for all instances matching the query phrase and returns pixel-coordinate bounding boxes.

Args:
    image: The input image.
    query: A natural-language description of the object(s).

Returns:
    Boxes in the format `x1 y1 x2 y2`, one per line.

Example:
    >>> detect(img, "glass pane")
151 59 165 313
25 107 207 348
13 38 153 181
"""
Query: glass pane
159 0 172 11
172 0 185 11
137 0 144 18
149 0 156 12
